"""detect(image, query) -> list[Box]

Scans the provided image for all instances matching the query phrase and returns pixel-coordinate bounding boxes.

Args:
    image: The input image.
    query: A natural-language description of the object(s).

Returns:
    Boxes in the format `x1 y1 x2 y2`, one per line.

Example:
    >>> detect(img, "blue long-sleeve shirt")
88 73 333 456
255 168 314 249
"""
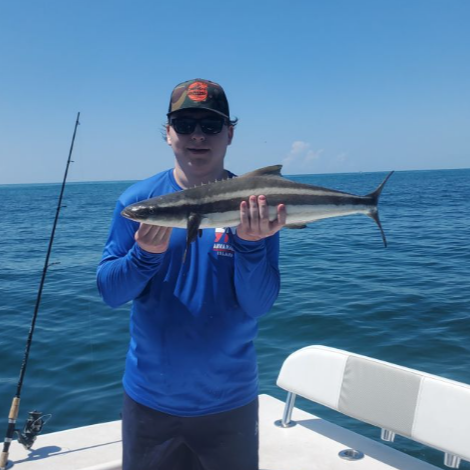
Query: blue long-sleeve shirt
97 169 281 416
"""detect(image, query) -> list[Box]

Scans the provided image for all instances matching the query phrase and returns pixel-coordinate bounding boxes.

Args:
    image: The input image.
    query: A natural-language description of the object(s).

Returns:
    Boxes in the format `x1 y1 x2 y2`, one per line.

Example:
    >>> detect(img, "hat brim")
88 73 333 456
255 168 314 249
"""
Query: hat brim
167 107 229 120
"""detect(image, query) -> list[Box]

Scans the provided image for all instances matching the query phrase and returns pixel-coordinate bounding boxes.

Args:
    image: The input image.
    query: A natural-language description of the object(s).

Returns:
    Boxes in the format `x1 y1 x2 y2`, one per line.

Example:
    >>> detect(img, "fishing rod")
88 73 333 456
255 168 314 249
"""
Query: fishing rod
0 112 81 470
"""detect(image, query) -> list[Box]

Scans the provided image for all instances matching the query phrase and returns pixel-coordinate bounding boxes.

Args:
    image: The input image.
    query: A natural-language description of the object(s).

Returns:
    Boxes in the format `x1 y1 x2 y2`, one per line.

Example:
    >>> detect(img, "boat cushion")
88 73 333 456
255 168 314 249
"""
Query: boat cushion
276 345 470 461
413 377 470 460
339 355 421 437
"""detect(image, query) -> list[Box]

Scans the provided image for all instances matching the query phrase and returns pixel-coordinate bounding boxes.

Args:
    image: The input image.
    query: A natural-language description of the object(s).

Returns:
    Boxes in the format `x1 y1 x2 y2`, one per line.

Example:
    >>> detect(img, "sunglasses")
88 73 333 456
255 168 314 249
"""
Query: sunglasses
170 117 227 135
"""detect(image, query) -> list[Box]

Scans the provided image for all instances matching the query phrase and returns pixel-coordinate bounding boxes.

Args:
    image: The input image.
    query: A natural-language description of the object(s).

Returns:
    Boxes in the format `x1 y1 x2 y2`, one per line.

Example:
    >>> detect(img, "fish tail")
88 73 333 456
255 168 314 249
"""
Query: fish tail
367 209 387 247
366 171 394 202
366 171 394 247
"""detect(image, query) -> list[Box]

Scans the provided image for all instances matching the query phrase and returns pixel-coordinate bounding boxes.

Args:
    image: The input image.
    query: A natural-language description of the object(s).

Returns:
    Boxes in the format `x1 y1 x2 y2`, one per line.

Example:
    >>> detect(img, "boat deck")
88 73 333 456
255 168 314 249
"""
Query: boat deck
4 394 438 470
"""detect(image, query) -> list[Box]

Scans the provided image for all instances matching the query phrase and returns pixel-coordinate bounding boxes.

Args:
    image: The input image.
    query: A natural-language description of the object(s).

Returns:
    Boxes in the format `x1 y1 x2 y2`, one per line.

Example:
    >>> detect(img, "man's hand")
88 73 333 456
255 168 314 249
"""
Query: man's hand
237 195 286 241
135 224 173 254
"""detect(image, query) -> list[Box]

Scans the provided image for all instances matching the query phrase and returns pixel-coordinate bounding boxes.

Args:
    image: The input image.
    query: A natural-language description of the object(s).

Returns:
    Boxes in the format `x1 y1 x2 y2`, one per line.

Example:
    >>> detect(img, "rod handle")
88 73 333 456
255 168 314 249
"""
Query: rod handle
0 397 20 469
8 397 20 421
0 450 10 469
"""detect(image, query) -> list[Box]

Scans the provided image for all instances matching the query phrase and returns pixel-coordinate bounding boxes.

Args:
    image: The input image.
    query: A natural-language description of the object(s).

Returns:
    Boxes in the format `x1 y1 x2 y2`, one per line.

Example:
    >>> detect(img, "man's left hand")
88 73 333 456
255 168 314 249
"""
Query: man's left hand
237 195 286 241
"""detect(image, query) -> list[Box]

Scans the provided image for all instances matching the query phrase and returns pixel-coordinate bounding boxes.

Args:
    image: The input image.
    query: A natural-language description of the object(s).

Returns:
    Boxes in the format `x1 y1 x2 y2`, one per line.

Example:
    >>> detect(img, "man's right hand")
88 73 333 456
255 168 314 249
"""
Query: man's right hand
135 224 173 254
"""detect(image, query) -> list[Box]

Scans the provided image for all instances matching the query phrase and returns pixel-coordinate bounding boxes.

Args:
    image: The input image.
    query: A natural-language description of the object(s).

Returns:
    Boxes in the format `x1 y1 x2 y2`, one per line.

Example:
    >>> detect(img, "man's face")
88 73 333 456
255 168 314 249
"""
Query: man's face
166 109 234 180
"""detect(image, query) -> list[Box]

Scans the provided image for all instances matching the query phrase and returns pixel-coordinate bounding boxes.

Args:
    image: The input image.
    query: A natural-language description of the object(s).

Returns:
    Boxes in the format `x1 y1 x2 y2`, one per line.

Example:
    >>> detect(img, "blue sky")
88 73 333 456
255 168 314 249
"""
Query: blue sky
1 0 469 184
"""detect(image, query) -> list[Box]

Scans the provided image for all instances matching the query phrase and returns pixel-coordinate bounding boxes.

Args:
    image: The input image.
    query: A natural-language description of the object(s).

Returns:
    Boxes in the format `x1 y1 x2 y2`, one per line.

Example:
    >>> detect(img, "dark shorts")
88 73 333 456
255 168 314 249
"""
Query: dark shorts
122 392 259 470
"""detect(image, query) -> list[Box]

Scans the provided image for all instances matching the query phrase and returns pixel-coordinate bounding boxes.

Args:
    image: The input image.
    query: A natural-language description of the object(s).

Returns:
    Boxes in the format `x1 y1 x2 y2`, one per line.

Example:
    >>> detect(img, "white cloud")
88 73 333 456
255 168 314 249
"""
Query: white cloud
335 152 348 165
283 141 323 169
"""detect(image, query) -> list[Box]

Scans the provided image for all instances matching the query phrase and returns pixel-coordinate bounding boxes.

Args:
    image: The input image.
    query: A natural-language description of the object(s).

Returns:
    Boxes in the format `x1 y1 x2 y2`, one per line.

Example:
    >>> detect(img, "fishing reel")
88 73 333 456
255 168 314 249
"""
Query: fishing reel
15 411 51 450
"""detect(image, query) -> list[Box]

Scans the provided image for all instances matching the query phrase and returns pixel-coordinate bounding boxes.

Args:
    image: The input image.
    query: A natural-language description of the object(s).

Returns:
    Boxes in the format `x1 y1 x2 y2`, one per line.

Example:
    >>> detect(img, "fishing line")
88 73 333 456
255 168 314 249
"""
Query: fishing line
0 112 81 470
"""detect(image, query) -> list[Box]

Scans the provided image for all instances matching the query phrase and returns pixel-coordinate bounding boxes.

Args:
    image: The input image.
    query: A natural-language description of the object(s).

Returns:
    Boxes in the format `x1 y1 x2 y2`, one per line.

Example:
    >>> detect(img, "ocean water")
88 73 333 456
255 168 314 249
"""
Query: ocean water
1 169 469 468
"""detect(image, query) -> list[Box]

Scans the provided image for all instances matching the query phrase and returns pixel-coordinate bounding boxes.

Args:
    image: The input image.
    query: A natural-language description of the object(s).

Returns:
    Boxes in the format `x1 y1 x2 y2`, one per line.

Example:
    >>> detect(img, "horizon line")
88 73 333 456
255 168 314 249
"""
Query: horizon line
1 167 469 187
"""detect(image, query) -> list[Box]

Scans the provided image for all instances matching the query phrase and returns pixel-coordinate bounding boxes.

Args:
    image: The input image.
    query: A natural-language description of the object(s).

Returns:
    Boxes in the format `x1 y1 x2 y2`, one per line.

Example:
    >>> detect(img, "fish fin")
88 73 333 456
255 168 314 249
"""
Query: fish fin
183 214 203 263
187 213 202 244
285 223 308 229
239 165 283 179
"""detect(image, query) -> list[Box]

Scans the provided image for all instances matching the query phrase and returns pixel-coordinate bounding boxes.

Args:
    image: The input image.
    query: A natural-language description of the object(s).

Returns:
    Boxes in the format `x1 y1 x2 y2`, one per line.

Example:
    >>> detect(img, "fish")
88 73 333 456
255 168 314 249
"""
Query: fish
121 165 394 259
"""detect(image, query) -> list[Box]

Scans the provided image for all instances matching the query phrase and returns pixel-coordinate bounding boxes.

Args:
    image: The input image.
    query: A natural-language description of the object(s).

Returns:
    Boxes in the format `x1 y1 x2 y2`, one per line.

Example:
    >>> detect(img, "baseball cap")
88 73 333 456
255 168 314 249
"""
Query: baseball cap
167 79 230 119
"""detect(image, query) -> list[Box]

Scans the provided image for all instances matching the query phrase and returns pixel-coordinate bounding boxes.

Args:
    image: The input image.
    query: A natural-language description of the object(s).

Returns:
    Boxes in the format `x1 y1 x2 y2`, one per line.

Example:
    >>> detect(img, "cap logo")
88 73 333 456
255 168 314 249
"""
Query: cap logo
187 82 208 102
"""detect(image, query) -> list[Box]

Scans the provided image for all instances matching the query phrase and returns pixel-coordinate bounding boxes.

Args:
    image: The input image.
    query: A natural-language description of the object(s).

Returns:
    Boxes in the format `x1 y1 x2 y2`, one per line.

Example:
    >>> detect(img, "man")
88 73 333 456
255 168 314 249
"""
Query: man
97 79 286 470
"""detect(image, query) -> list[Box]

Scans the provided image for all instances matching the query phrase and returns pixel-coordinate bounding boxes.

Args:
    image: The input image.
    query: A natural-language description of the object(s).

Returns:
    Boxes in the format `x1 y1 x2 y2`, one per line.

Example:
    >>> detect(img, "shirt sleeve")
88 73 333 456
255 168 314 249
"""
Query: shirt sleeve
232 232 280 318
96 200 165 308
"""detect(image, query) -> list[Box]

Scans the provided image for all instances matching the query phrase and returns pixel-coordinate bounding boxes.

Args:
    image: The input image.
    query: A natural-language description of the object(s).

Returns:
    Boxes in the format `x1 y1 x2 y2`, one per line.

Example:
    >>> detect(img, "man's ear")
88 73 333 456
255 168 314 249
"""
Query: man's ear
166 125 172 145
227 126 234 146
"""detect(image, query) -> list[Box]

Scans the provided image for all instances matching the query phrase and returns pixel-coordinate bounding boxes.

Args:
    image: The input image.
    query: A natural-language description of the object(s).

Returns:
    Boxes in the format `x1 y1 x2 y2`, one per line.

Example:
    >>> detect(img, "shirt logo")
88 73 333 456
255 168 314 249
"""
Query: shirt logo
213 228 234 257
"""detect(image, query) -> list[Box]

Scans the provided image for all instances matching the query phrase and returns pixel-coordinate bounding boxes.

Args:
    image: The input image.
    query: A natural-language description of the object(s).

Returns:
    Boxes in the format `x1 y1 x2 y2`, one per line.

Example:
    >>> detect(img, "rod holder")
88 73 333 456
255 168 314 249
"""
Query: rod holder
380 428 396 442
444 453 461 469
339 448 365 460
274 392 297 428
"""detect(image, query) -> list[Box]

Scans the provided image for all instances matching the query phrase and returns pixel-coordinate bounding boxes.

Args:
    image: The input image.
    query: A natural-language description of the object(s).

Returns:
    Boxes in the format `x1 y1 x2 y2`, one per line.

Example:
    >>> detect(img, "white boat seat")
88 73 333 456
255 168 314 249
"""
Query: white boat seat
276 345 470 468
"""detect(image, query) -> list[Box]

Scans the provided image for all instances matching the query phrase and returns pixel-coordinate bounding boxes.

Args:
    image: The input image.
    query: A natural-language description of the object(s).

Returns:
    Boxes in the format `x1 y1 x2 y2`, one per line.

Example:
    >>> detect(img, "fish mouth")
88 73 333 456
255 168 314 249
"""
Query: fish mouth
120 208 134 219
121 207 144 221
